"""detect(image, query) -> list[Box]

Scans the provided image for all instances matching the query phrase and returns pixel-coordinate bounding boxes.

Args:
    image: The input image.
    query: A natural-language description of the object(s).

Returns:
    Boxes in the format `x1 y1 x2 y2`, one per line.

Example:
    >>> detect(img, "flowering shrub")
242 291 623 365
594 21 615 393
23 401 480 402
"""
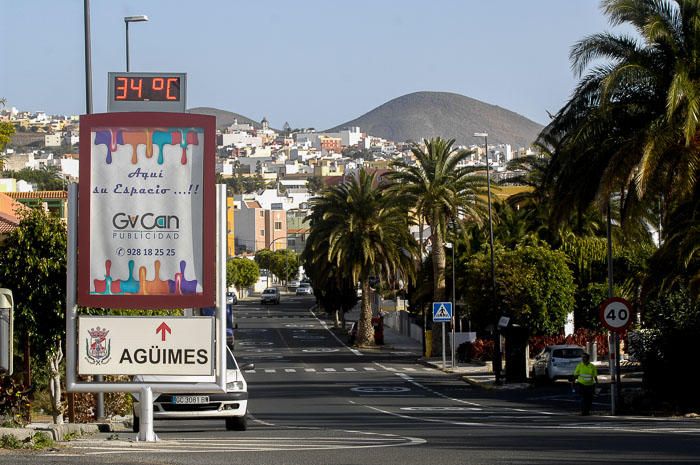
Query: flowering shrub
529 328 609 357
0 378 31 427
458 338 494 362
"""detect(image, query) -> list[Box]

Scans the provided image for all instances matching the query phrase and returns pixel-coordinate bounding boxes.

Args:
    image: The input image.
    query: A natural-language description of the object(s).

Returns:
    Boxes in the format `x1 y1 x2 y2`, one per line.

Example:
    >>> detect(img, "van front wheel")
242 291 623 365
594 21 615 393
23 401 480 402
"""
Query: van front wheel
226 416 247 431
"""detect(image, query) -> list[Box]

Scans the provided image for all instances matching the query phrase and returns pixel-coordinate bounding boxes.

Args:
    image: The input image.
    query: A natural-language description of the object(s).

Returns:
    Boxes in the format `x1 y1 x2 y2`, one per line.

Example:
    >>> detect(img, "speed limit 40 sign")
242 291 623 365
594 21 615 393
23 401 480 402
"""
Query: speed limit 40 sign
599 297 633 332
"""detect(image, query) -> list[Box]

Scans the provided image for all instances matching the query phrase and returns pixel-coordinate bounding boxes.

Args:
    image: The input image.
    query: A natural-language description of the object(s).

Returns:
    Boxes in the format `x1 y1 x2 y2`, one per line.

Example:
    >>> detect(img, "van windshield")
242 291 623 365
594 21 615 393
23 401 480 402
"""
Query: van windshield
552 348 583 359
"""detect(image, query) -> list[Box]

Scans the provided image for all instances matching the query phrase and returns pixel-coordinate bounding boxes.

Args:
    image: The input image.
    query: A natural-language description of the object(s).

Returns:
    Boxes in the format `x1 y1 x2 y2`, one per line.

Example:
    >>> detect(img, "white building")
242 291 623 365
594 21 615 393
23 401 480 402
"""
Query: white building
44 134 61 147
339 127 362 147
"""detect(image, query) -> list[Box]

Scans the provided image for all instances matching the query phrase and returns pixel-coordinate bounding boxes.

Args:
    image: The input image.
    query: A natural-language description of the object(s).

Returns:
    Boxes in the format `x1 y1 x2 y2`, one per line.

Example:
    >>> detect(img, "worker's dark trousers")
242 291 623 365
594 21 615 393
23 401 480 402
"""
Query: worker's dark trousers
577 384 594 415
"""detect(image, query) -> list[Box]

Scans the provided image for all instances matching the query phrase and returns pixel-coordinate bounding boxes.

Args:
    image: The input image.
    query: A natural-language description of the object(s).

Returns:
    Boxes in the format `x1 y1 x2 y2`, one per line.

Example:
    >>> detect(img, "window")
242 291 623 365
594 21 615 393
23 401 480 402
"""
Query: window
259 211 264 217
274 221 282 230
260 229 264 236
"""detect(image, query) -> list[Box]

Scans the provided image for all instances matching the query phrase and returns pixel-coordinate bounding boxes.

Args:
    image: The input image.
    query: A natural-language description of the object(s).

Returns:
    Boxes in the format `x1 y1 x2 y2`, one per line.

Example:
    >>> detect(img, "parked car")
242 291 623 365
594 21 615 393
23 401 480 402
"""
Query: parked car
133 346 253 432
226 291 238 305
288 280 300 289
531 344 584 382
295 283 313 295
260 287 280 305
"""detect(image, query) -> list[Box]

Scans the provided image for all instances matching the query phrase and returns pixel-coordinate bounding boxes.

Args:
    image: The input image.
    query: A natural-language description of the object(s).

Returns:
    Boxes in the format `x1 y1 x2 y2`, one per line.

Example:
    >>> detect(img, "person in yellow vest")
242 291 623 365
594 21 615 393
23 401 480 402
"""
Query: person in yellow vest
573 352 598 415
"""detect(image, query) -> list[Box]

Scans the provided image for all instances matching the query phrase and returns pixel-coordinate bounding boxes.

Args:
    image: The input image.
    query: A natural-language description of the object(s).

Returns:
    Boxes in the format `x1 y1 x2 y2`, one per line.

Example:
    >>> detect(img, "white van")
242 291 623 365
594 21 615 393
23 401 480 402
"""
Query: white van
133 346 252 431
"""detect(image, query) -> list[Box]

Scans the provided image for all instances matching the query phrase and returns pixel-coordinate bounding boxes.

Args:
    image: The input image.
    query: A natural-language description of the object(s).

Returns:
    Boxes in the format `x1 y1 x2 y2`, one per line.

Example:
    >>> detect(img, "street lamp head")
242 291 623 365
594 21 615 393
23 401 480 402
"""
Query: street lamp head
124 15 149 23
474 132 488 138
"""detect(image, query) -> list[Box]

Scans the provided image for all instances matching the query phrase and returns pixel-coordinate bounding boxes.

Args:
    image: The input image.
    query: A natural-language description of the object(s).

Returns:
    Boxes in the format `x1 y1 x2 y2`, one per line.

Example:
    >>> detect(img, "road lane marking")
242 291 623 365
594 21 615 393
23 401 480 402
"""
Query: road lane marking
309 308 363 356
304 368 316 372
344 368 357 372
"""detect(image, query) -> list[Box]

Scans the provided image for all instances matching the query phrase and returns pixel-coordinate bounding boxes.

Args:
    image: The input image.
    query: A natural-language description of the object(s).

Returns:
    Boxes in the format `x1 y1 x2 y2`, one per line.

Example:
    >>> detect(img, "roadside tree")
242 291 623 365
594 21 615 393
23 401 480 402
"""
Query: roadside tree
306 169 417 346
0 207 67 423
227 258 260 295
389 137 487 353
463 242 575 335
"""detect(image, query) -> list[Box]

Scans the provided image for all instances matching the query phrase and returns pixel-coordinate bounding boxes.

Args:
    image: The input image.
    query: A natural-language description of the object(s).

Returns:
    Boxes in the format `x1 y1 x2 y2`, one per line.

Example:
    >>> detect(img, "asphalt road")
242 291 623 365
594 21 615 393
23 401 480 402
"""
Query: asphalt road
6 295 700 464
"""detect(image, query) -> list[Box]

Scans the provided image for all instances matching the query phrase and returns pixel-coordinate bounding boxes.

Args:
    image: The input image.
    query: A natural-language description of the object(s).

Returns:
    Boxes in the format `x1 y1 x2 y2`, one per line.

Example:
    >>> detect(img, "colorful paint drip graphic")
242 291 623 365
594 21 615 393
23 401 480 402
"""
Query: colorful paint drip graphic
93 259 200 295
93 128 201 165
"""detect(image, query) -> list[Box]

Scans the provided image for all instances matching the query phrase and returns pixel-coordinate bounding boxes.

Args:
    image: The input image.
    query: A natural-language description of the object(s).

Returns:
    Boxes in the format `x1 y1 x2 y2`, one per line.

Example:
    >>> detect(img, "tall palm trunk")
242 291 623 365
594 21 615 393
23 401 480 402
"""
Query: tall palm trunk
431 222 449 357
356 278 375 346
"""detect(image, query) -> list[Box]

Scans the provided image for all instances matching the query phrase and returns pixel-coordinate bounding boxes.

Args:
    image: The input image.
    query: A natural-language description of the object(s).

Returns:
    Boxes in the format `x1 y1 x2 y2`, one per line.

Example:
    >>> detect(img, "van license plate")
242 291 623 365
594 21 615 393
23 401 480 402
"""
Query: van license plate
174 396 209 404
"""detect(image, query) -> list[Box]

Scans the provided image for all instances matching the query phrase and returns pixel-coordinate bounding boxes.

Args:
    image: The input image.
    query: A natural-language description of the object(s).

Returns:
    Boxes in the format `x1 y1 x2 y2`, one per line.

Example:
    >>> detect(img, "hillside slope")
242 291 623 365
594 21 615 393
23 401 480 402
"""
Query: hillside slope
326 91 543 148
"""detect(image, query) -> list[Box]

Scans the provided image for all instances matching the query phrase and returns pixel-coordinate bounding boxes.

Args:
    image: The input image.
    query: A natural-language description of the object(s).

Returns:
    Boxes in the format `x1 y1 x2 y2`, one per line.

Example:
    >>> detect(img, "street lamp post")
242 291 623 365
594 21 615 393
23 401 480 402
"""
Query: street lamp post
445 241 456 368
124 15 149 72
267 236 289 288
474 132 501 383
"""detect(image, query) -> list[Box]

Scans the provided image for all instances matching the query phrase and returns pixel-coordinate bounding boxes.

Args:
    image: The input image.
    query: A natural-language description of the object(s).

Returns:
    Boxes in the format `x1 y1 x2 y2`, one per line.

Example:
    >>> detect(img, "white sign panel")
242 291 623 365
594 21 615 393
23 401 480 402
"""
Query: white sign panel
78 316 214 376
89 127 204 295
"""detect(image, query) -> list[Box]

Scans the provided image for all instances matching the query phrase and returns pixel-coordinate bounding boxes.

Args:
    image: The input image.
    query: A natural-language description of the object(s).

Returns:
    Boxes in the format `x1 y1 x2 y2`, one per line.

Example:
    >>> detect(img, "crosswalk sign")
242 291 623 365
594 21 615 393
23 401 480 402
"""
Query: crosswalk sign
432 302 452 322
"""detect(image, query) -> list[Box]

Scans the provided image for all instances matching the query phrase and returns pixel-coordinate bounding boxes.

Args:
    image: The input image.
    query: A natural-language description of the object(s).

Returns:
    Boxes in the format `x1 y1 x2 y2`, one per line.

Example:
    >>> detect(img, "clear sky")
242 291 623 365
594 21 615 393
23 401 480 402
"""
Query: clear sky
1 0 612 129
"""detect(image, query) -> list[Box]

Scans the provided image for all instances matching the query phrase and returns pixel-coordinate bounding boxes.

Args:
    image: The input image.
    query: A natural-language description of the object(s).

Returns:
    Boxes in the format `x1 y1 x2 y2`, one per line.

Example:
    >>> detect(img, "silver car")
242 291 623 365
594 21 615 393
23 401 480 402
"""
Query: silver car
531 344 584 382
295 283 313 295
260 287 280 304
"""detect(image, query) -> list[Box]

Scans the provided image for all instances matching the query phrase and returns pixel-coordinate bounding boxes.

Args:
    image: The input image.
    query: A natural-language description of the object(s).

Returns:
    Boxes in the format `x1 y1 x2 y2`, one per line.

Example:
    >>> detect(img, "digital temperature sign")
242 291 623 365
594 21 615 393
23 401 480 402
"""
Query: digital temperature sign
108 72 186 112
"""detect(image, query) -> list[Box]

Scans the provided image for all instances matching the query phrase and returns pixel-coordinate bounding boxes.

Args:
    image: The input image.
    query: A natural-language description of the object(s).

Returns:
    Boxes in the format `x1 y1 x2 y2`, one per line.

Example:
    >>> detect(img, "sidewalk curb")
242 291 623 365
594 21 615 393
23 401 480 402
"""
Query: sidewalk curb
0 422 113 442
461 375 495 390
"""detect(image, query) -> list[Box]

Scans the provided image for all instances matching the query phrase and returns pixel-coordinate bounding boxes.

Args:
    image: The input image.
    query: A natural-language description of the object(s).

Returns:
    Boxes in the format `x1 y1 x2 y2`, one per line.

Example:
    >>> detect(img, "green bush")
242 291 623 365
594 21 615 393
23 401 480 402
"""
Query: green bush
628 290 700 411
29 432 54 449
0 378 31 426
0 434 23 449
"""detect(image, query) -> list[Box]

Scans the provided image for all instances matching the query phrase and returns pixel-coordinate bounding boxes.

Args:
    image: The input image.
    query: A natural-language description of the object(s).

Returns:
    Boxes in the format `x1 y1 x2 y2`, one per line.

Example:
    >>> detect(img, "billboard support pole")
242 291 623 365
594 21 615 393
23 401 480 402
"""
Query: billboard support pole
137 386 155 441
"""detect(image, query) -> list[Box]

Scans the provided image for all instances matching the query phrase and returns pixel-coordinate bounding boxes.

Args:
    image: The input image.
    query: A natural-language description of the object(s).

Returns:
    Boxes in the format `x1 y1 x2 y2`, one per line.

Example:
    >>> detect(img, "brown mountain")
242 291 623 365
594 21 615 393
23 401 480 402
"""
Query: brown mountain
326 91 543 148
188 107 265 129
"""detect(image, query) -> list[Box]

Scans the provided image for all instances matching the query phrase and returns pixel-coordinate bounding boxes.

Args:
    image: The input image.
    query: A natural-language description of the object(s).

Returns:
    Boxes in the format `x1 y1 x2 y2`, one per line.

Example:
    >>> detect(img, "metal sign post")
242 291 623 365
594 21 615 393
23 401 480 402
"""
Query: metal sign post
600 297 633 416
433 302 452 369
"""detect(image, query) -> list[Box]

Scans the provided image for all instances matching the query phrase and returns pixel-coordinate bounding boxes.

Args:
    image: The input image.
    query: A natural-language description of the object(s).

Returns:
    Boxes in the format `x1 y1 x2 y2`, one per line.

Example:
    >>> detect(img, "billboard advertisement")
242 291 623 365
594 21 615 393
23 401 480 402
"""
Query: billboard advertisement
77 112 216 309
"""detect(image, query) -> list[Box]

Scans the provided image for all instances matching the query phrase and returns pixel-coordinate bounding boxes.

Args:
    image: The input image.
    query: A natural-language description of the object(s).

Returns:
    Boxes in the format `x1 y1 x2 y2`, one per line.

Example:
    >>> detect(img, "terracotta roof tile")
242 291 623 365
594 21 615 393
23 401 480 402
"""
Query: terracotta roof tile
5 190 68 200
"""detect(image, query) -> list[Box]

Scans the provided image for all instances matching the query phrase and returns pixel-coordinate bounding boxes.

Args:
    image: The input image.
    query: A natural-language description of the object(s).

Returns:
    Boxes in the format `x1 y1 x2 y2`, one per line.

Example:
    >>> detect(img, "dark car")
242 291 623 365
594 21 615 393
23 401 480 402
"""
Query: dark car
201 305 235 348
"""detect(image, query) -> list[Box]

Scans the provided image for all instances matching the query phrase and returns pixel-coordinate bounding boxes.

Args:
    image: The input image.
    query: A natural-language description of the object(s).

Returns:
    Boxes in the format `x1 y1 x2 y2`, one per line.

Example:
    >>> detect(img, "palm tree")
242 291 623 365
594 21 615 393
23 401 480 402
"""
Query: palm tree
389 138 487 299
305 169 417 346
538 0 700 298
540 0 700 229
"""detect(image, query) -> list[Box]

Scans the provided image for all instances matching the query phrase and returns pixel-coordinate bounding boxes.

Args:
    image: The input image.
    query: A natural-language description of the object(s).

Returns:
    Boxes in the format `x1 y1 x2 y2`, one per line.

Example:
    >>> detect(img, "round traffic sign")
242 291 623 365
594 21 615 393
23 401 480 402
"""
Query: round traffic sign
599 297 633 332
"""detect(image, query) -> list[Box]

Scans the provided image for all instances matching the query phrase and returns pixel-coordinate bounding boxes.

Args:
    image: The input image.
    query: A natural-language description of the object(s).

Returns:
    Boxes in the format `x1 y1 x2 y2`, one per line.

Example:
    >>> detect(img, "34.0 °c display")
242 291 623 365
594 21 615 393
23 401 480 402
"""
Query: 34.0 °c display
113 76 181 102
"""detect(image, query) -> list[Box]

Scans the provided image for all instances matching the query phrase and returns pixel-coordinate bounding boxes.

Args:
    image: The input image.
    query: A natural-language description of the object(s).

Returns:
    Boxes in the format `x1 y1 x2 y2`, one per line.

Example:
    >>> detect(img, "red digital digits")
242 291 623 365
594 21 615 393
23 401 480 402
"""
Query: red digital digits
166 78 178 100
115 77 128 100
129 78 143 98
114 76 179 101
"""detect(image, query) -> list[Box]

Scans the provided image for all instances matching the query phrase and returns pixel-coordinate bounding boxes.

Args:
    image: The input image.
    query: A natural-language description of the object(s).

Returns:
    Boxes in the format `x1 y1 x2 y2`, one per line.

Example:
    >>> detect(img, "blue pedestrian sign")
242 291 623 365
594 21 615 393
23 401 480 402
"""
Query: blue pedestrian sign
432 302 453 322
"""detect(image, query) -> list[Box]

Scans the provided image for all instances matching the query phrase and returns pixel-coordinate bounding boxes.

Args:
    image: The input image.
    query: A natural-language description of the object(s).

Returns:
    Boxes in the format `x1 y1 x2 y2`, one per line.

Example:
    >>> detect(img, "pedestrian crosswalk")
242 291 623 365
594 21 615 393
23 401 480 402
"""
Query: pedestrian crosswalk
243 366 437 375
59 432 426 455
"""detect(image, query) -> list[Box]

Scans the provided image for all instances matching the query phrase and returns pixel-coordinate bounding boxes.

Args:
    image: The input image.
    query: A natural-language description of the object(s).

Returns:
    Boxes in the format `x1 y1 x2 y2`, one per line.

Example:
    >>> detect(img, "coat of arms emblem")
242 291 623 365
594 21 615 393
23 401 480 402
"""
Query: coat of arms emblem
85 326 111 365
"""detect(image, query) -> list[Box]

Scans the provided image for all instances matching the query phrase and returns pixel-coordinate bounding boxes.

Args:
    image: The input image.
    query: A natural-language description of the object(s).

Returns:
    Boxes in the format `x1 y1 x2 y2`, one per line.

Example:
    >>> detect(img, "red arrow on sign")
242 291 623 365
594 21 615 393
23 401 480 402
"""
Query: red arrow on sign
156 322 172 341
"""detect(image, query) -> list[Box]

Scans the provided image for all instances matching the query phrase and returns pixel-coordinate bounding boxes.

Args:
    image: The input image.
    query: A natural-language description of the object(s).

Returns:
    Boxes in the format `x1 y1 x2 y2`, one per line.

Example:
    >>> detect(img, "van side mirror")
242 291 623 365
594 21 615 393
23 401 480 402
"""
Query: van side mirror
0 289 14 376
239 363 255 371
